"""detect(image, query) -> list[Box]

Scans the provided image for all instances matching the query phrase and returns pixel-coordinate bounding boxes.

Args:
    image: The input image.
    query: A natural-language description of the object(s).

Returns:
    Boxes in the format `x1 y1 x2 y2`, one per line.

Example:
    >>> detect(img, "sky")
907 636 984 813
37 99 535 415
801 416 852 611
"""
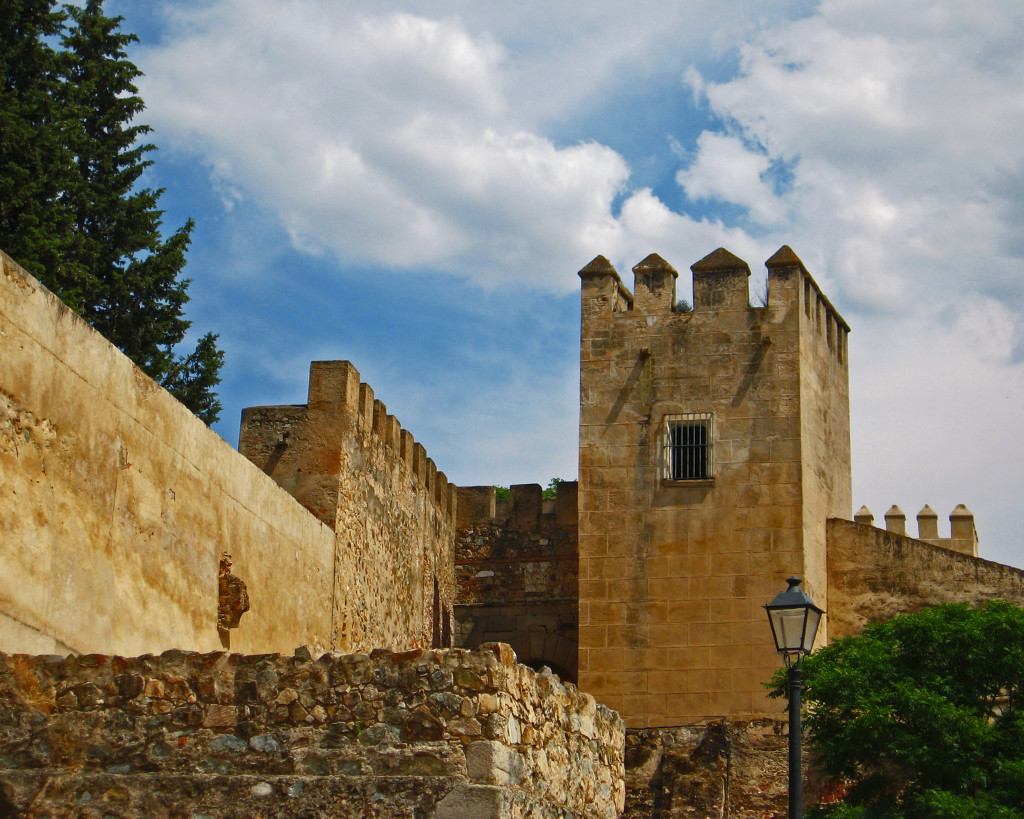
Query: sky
103 0 1024 567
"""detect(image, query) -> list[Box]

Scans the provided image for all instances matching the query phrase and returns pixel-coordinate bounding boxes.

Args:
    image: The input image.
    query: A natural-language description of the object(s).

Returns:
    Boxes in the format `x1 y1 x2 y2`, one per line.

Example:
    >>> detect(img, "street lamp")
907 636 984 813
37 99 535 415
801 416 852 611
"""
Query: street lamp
765 576 823 819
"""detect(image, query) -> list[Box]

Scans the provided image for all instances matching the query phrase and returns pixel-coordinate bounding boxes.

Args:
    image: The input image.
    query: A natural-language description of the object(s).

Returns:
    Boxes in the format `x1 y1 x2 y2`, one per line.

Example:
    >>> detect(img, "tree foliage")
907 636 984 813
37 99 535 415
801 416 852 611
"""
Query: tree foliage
770 601 1024 818
0 0 223 422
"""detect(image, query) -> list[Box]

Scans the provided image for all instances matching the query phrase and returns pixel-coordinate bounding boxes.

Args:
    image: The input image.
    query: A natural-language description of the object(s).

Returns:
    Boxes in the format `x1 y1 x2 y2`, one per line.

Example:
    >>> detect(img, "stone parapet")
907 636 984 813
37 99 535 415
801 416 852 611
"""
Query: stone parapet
827 517 1023 638
854 504 979 557
0 645 625 818
240 360 457 528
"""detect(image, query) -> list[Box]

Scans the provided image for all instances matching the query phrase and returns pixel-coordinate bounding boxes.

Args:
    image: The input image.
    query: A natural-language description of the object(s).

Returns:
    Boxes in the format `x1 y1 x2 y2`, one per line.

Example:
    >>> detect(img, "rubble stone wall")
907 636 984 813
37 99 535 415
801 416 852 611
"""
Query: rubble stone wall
623 720 825 819
454 484 579 682
0 644 625 818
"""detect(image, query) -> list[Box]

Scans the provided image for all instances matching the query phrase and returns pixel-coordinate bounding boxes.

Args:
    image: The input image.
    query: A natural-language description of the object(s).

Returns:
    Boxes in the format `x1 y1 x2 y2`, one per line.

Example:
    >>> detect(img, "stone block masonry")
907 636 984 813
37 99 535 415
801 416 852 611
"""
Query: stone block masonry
577 247 851 727
0 644 625 818
0 248 453 658
239 360 457 654
454 484 579 683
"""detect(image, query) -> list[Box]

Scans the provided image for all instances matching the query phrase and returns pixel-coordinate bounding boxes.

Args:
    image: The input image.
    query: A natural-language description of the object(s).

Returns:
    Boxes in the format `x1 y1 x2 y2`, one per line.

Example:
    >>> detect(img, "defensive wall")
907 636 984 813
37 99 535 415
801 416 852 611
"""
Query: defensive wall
0 644 625 818
238 360 457 653
0 249 453 659
828 513 1024 639
8 235 1024 817
454 483 579 683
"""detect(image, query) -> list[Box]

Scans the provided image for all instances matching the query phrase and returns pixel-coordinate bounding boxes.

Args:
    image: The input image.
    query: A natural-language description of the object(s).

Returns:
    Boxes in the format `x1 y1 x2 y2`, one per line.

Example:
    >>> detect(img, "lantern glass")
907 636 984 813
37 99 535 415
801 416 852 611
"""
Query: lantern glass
765 577 823 662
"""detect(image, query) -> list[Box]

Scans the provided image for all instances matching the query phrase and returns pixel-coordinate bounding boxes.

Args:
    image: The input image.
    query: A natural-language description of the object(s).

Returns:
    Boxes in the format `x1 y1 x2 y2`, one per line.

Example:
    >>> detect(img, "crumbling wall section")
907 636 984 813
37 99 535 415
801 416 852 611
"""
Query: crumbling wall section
623 720 826 818
0 644 625 818
454 483 578 682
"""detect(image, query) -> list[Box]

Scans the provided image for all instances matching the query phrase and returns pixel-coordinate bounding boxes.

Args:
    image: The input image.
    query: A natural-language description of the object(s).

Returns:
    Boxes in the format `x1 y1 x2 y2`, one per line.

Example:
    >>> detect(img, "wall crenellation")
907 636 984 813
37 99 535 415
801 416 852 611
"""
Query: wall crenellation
579 247 848 369
457 483 578 532
241 360 456 526
854 503 978 557
767 245 849 368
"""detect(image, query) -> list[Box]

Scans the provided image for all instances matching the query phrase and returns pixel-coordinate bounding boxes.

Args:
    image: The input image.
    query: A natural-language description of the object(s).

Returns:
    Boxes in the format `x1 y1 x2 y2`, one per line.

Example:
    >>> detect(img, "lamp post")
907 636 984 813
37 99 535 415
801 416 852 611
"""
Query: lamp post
765 576 823 819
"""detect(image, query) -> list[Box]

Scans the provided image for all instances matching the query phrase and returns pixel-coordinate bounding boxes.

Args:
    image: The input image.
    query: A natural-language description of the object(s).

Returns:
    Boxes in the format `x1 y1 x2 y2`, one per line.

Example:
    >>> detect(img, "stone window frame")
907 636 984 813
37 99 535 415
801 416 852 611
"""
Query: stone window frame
662 412 714 483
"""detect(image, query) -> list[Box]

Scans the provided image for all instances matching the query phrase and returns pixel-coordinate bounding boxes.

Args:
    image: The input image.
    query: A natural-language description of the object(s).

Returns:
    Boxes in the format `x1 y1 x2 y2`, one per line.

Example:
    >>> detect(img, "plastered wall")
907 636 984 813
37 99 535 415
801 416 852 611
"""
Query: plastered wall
0 250 451 658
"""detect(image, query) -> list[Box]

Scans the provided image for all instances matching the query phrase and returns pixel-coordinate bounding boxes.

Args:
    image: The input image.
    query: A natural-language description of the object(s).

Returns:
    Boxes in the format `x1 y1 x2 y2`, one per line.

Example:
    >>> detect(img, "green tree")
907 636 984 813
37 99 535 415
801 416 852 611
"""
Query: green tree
0 1 74 280
771 601 1024 818
0 0 223 423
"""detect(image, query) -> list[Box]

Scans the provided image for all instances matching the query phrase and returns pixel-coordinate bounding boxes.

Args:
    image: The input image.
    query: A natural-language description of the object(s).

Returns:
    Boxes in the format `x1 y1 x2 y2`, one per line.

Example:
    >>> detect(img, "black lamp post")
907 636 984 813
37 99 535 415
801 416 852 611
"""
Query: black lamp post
765 576 823 819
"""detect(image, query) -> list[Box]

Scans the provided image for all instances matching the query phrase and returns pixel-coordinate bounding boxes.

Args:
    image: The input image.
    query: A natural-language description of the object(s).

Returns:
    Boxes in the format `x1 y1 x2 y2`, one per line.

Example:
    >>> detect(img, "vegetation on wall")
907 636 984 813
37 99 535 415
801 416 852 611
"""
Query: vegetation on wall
772 601 1024 818
0 0 223 422
492 479 570 501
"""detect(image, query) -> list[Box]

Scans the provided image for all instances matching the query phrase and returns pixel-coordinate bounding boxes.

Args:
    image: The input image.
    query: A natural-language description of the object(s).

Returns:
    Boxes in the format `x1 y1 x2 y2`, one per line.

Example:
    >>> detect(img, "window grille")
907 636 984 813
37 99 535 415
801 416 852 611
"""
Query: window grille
663 413 713 481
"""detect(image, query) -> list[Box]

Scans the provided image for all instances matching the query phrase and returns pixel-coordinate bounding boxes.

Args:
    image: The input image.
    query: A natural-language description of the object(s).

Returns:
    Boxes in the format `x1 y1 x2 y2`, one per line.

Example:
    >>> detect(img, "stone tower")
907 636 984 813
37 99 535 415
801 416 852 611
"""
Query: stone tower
577 246 851 727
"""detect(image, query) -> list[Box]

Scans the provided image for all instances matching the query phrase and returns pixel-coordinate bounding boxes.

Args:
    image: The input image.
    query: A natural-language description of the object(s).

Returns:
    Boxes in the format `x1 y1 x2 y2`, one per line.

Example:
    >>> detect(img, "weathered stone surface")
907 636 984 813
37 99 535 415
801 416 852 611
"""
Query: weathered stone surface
455 483 579 682
238 359 457 655
0 645 625 818
577 248 851 726
0 249 455 660
827 518 1024 639
624 719 824 819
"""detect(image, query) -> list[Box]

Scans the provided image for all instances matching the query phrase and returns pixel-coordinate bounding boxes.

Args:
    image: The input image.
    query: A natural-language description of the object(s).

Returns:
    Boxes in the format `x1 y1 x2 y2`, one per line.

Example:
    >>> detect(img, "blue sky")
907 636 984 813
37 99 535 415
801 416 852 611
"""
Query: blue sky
104 0 1024 566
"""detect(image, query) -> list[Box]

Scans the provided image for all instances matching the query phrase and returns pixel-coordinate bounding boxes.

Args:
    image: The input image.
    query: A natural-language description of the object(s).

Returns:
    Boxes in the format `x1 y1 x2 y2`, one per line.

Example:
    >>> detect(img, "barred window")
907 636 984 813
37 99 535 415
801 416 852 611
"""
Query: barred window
663 413 713 481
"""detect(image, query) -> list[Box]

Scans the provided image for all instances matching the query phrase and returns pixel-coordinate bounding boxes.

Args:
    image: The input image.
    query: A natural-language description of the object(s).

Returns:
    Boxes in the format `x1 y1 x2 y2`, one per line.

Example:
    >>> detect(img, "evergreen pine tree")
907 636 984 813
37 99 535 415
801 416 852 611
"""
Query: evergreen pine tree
0 1 77 284
0 0 224 424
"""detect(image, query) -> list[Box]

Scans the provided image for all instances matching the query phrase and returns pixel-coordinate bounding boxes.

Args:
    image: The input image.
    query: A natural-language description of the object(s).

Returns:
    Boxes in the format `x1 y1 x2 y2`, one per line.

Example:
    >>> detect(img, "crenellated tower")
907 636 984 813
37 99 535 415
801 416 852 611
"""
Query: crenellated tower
578 246 851 727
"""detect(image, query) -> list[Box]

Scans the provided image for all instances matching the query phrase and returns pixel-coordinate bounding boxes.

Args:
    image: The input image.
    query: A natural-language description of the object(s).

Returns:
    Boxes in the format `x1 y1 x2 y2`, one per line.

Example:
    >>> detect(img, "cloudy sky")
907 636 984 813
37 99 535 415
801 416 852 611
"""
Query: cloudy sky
107 0 1024 566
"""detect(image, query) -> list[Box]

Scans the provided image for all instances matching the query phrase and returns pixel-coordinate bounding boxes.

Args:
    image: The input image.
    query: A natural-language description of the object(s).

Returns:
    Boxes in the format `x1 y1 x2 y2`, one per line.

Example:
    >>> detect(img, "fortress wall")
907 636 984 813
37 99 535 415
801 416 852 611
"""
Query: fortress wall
239 361 458 655
0 250 336 657
827 518 1024 639
454 483 579 682
0 645 625 818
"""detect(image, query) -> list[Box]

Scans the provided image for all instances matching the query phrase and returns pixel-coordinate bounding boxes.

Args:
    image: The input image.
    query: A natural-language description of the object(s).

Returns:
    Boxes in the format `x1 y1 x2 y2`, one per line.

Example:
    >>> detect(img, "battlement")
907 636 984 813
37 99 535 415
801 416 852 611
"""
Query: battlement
854 504 978 557
240 360 456 526
579 246 849 367
457 482 578 531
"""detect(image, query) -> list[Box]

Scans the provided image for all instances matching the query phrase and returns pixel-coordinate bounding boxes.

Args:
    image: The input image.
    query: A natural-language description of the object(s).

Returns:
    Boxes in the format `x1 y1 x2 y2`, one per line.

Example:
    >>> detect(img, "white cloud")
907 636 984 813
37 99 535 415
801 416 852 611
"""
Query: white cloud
677 133 788 226
682 0 1024 564
686 2 1024 317
135 0 1024 563
139 3 641 288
